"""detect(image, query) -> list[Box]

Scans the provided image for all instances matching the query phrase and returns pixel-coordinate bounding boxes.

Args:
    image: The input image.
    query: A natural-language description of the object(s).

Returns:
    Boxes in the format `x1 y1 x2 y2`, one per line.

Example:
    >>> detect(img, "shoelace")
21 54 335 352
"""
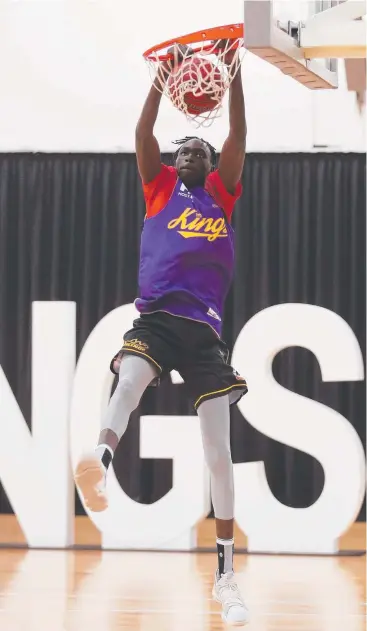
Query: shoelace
217 575 244 607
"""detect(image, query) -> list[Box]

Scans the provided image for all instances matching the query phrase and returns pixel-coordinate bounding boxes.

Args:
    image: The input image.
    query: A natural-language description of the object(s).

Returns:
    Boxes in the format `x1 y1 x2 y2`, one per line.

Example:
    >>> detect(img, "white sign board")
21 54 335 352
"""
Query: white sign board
0 301 365 553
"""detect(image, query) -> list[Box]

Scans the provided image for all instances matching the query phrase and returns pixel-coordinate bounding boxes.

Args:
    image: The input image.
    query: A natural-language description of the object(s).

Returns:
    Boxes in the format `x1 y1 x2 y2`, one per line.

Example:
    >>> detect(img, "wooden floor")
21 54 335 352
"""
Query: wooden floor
0 515 366 551
0 549 365 630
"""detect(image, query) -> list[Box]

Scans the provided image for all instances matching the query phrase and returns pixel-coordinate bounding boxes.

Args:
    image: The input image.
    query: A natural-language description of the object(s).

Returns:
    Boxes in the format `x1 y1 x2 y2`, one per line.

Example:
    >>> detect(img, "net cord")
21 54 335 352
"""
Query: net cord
144 38 245 127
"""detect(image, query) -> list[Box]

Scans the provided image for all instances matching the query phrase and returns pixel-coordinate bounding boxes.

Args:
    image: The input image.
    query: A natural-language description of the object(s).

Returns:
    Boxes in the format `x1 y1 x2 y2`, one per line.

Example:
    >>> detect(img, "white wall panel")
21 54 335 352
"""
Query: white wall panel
312 60 366 150
0 0 364 152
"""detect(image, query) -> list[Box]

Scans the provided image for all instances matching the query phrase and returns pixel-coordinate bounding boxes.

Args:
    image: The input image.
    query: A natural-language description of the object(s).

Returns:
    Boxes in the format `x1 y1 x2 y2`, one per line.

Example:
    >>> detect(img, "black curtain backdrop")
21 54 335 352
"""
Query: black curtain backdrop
0 153 365 520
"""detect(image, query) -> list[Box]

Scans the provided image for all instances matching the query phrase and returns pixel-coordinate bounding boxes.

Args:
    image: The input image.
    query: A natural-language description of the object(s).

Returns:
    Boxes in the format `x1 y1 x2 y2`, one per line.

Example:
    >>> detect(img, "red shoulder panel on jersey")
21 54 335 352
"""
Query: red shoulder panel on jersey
142 165 177 218
205 170 243 221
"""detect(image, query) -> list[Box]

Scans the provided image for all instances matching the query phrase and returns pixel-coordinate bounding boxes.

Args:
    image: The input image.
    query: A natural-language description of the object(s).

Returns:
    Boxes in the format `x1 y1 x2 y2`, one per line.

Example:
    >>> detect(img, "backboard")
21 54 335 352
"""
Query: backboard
243 0 366 90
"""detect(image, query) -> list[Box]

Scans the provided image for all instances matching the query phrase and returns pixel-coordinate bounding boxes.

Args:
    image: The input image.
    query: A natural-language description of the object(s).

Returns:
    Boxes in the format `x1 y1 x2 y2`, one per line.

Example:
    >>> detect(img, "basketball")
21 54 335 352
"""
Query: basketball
168 57 224 116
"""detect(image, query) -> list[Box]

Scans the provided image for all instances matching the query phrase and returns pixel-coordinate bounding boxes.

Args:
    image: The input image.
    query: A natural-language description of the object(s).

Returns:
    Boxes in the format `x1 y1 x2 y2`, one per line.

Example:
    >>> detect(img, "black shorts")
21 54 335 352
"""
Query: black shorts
110 311 248 411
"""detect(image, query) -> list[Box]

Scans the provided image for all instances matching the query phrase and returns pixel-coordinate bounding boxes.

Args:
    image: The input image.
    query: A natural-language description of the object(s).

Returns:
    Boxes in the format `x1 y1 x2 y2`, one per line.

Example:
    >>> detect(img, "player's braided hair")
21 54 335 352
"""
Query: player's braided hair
172 136 217 170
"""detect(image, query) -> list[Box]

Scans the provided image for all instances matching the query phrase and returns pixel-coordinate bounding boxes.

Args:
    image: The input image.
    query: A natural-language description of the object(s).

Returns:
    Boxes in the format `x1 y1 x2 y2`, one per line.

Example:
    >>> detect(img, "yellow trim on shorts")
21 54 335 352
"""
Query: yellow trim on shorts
194 383 247 410
122 348 162 373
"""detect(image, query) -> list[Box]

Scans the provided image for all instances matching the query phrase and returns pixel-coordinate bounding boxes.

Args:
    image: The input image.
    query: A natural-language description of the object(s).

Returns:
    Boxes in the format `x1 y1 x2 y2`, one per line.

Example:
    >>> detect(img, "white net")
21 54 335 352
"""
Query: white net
145 38 245 127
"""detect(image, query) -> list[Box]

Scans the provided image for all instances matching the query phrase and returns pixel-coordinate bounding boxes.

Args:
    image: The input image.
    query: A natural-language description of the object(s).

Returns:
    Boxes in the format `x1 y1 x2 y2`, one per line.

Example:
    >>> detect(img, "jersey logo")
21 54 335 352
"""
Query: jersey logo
178 182 193 200
167 207 227 242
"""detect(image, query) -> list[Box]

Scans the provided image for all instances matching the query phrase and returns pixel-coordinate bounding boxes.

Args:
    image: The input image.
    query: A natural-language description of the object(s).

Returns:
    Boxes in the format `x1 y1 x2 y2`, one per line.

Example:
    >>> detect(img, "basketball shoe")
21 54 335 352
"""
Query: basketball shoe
74 453 108 512
212 570 249 626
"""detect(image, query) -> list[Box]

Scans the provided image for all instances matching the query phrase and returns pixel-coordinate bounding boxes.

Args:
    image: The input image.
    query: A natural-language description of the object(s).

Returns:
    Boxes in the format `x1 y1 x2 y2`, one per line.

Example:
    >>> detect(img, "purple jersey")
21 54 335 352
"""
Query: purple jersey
135 166 242 336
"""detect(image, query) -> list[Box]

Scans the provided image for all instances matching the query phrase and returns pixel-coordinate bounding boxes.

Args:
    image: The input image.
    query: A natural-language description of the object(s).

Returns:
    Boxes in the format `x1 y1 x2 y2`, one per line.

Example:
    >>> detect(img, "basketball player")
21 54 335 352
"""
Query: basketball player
75 43 249 626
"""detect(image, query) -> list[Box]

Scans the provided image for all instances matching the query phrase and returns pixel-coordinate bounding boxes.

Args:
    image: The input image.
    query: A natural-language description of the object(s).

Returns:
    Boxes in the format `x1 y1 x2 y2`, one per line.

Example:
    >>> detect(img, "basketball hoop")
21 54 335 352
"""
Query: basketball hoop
143 24 245 127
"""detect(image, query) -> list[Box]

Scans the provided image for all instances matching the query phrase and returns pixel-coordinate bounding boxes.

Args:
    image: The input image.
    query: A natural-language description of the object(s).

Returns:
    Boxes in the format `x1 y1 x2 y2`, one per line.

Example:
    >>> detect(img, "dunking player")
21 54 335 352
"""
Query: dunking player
75 44 249 626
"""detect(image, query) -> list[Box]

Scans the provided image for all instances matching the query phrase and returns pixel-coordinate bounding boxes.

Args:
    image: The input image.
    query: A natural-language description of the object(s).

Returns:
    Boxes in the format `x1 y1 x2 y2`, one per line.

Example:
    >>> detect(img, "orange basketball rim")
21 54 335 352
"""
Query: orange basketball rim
142 24 246 127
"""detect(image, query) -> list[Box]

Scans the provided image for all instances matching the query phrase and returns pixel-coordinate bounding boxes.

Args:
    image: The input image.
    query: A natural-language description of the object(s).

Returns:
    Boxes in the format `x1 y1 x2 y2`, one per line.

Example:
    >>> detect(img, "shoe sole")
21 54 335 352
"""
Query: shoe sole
212 590 249 626
75 457 108 512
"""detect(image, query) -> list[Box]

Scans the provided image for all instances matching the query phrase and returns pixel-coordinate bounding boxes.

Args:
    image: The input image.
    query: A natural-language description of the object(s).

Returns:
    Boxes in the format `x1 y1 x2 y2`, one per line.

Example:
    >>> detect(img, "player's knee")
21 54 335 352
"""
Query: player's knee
204 444 232 476
115 375 141 411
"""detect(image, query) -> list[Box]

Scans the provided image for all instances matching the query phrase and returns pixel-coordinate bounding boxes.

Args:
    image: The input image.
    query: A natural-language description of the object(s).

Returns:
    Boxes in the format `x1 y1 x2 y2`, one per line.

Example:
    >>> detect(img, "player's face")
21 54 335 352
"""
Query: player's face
175 139 212 187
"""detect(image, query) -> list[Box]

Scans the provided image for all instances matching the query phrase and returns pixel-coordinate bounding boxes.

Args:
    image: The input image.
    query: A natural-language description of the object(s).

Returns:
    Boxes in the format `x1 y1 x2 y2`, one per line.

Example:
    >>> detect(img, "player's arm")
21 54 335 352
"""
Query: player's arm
136 45 190 185
135 76 166 185
218 57 246 195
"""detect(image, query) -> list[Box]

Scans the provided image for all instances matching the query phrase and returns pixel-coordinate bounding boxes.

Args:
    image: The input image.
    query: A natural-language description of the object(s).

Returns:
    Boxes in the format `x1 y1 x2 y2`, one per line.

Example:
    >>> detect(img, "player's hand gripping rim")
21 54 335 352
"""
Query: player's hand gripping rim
158 43 194 82
214 38 238 66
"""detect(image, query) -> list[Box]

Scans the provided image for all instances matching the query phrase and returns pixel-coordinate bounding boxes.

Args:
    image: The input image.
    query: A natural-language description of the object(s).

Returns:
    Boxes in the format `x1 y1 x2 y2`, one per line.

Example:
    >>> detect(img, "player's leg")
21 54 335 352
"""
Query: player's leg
180 319 248 626
75 354 158 512
199 395 234 570
198 395 249 626
75 313 174 512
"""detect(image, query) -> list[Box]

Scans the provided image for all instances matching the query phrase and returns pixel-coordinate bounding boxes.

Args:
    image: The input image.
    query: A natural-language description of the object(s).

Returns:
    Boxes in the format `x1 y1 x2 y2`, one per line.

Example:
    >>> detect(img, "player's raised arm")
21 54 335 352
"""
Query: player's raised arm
136 45 190 185
135 74 166 185
218 47 246 195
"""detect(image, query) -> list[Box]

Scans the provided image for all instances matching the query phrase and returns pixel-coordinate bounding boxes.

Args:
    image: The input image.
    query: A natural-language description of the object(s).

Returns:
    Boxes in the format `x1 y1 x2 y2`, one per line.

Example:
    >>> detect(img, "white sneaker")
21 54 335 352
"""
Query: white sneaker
74 453 108 512
212 571 249 626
